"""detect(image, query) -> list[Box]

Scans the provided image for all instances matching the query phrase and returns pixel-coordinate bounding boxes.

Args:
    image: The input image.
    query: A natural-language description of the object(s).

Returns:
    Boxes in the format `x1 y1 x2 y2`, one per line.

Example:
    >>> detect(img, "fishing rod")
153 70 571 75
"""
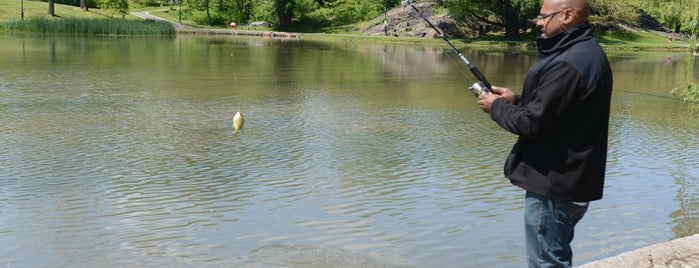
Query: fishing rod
402 0 492 96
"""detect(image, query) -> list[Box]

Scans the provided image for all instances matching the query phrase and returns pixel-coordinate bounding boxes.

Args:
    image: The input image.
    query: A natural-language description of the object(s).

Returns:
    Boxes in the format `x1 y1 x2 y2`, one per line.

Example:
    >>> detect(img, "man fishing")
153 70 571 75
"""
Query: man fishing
476 0 613 267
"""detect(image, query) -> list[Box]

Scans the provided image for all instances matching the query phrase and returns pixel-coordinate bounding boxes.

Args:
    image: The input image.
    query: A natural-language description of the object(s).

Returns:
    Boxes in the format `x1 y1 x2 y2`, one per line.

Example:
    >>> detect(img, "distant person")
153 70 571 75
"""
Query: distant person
668 31 674 43
476 0 613 267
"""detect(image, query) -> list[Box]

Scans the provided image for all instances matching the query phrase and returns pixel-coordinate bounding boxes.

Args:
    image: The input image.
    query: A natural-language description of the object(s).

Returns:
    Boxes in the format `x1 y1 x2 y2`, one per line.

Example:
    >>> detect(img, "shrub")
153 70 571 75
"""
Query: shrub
672 83 699 103
190 11 227 26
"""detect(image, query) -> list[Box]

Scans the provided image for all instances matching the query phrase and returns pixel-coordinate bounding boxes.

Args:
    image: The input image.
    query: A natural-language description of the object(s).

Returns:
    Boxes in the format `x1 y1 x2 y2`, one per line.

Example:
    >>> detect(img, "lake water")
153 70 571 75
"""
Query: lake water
0 35 697 267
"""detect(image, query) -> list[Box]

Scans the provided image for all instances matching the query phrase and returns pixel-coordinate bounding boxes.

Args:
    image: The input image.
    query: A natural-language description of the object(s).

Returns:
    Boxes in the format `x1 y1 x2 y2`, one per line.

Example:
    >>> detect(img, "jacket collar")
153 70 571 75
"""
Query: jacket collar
536 23 594 56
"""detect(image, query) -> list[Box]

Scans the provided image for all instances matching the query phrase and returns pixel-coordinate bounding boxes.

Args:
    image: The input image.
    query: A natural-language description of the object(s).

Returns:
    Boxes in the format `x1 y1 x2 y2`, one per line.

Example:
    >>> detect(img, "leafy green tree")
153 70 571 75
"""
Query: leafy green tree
255 0 279 23
274 0 295 27
588 0 639 26
444 0 540 38
230 0 254 23
294 0 400 26
101 0 128 18
325 0 377 25
445 0 640 38
633 0 699 33
184 0 223 26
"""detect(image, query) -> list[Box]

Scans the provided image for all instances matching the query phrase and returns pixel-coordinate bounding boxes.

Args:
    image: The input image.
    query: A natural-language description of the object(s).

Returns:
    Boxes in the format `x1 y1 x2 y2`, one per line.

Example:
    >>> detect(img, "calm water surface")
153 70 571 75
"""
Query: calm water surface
0 35 698 267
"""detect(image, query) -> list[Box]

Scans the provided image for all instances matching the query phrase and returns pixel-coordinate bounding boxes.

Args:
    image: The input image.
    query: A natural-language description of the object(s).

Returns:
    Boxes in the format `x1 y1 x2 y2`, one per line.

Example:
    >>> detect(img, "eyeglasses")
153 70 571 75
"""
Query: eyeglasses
537 10 562 20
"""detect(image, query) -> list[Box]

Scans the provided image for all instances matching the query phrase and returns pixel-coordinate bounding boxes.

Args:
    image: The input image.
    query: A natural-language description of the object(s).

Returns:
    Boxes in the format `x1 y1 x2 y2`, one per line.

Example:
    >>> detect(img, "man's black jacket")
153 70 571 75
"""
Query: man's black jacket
489 23 613 202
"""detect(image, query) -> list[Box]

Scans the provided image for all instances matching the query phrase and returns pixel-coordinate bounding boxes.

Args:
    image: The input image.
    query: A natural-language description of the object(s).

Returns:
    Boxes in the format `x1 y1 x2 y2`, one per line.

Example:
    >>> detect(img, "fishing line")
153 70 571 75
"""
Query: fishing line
617 89 699 104
401 0 492 96
444 49 476 83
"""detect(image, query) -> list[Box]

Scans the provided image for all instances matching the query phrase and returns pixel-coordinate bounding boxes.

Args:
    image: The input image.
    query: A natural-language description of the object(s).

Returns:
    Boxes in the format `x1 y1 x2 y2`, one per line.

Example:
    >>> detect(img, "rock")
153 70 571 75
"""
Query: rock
250 21 270 27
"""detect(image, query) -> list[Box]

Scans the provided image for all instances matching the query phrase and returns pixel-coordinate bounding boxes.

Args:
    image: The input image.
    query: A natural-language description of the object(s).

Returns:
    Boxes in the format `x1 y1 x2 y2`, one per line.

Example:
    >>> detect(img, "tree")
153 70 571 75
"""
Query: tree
205 0 212 25
48 0 55 16
274 0 295 28
588 0 639 26
668 0 699 33
445 0 540 38
632 0 699 33
183 0 216 25
232 0 254 23
445 0 641 38
101 0 129 18
81 0 89 11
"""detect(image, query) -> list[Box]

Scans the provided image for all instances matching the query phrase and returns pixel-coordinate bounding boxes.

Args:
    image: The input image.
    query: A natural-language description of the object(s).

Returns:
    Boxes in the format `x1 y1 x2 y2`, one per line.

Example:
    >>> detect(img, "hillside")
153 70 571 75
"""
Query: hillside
362 1 455 38
362 1 677 42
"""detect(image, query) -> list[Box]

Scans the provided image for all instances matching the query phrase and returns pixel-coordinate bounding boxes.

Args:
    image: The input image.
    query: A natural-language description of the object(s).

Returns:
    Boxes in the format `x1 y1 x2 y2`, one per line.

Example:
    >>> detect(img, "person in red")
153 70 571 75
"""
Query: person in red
476 0 613 267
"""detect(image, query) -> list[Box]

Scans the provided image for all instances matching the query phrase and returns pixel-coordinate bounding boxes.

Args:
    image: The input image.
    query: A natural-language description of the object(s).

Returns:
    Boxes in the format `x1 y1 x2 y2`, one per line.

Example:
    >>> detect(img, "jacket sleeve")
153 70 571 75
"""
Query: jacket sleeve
489 61 585 139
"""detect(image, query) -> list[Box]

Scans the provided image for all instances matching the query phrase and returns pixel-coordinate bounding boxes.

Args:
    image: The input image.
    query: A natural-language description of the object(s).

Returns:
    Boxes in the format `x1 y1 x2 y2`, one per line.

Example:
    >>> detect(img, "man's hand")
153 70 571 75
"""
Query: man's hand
477 86 515 114
491 86 516 104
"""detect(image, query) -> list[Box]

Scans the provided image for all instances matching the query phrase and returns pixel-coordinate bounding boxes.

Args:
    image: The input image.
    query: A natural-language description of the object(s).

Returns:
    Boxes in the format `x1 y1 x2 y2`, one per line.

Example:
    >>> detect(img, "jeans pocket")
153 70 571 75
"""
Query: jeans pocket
554 200 589 227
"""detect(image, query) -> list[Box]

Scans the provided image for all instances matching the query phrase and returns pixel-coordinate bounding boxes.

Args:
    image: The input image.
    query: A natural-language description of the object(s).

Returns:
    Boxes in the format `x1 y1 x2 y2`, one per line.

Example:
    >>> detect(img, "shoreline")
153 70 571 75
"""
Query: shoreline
175 27 300 39
172 26 695 53
579 234 699 267
129 11 695 53
174 27 695 53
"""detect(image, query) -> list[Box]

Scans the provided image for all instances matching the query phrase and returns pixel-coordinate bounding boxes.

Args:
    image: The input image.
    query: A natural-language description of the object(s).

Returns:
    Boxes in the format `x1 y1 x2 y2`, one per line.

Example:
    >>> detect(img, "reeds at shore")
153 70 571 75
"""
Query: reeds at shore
0 17 176 35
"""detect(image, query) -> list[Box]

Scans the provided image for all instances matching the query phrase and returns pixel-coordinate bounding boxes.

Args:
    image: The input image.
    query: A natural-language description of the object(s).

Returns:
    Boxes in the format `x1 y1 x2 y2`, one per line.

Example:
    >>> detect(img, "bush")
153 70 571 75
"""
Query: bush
130 0 162 7
191 11 227 26
672 83 699 103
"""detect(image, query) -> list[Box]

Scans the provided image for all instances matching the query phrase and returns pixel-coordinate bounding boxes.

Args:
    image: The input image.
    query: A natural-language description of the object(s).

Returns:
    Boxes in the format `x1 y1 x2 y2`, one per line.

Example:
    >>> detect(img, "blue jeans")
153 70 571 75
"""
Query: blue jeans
525 191 588 268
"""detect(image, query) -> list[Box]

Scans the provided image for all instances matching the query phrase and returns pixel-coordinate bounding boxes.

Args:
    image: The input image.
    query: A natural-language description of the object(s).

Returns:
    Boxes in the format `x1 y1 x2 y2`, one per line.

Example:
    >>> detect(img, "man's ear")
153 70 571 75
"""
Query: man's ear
562 8 577 25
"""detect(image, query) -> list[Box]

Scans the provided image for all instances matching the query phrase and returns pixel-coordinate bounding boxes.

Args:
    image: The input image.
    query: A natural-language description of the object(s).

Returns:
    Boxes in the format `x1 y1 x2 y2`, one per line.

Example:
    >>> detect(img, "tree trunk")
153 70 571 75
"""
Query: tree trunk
275 0 294 28
48 0 55 16
503 14 520 38
81 0 88 11
206 0 211 26
245 2 251 22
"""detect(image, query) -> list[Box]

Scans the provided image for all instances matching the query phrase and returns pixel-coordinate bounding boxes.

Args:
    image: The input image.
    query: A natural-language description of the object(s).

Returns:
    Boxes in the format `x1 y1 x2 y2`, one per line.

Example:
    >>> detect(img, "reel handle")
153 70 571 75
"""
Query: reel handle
469 82 491 97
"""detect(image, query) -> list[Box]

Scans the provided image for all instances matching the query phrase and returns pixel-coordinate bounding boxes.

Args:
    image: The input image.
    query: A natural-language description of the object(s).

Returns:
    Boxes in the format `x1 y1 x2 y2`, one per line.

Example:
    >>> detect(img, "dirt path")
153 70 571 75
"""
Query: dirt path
130 10 192 30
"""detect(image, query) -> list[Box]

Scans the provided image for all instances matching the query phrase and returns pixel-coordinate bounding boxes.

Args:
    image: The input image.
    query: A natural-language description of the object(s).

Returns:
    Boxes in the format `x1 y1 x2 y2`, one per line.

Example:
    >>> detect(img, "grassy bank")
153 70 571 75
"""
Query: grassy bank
0 0 107 21
0 17 175 35
0 0 174 35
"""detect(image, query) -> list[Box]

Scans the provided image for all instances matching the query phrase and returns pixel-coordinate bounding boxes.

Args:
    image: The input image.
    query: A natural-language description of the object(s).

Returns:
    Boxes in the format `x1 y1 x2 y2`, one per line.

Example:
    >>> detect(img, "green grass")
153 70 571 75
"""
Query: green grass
1 17 175 35
0 0 110 21
596 29 693 51
148 8 274 31
149 8 203 29
0 0 174 35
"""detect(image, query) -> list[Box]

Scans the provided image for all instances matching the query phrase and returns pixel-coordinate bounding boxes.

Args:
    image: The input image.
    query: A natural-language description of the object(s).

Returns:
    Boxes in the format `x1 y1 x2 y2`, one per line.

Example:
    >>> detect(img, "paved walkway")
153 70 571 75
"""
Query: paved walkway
130 11 192 30
579 234 699 268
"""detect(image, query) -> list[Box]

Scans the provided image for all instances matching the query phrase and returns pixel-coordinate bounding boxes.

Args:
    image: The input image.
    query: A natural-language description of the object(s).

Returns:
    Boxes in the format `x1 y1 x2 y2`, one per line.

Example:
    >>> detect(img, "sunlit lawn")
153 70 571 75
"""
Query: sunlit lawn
0 0 146 21
1 0 105 21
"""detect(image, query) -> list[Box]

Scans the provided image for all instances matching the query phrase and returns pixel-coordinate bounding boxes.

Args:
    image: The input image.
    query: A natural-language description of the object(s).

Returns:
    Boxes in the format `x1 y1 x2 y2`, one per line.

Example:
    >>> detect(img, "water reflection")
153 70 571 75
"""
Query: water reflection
0 35 697 267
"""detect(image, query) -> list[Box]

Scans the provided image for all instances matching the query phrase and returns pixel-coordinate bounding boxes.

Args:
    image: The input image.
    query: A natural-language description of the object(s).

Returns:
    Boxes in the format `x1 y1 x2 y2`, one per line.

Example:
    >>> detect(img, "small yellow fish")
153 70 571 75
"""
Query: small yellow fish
233 110 244 134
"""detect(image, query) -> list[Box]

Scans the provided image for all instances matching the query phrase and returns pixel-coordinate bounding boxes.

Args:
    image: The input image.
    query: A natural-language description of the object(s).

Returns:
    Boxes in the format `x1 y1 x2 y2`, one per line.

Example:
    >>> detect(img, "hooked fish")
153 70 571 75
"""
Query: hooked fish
233 110 244 134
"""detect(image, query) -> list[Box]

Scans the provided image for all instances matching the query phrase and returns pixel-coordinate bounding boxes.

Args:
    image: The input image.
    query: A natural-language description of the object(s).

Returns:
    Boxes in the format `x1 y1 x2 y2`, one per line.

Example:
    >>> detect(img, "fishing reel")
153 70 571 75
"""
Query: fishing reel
469 81 491 97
